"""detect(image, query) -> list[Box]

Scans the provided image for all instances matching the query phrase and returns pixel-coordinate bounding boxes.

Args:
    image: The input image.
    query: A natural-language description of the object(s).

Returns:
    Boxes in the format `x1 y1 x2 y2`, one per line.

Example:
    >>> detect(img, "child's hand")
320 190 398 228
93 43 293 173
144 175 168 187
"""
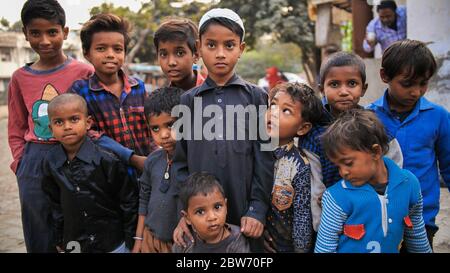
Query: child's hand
130 155 146 172
263 230 277 253
240 217 264 238
131 240 142 253
173 217 194 248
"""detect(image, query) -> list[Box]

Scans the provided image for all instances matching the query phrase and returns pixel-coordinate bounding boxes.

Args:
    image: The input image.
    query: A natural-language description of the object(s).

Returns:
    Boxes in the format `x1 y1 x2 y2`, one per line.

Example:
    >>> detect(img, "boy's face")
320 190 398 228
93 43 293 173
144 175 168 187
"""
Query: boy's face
23 18 68 60
381 69 429 112
329 145 382 187
378 8 396 29
321 65 367 116
198 23 245 85
148 112 177 155
84 31 125 77
158 40 198 85
48 101 92 149
266 91 311 146
183 188 228 244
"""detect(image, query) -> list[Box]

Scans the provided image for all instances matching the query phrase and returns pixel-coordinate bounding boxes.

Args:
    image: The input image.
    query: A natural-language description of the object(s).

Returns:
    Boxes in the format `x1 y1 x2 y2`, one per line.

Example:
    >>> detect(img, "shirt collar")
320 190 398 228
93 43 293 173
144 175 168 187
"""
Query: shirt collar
88 69 138 94
195 73 249 96
50 137 101 168
274 141 295 159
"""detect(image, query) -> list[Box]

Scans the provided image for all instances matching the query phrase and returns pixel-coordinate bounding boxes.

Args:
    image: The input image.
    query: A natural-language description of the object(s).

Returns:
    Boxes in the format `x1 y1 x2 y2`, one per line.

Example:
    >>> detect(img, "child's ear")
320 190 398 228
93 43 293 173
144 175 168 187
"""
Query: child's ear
238 42 246 58
371 144 383 159
63 27 69 40
195 40 202 58
22 27 28 41
380 69 390 83
361 83 368 97
297 122 312 136
86 115 93 130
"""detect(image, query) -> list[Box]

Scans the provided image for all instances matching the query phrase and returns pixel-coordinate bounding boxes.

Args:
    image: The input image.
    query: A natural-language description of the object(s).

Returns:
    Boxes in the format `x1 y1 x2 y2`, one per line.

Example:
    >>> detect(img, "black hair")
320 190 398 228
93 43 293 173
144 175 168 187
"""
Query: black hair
377 0 397 12
48 93 88 120
382 39 437 81
154 17 199 54
21 0 66 27
269 82 324 125
80 13 131 53
321 109 389 159
144 86 184 117
199 17 244 42
319 51 366 87
179 172 225 210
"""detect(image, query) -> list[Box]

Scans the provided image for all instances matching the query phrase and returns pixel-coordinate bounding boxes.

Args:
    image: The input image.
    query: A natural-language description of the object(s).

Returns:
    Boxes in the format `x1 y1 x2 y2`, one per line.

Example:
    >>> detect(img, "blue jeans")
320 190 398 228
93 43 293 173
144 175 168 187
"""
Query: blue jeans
16 142 58 253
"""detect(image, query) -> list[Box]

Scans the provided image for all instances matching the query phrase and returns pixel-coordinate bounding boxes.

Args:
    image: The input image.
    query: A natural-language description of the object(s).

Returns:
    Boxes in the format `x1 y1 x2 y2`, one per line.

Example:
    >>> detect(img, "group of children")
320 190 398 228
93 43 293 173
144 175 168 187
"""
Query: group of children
7 0 449 253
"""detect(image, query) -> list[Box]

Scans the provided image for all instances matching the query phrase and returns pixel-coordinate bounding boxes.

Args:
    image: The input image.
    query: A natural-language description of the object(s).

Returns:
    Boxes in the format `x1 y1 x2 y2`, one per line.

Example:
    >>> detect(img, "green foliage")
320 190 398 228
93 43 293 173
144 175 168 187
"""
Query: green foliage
236 40 303 83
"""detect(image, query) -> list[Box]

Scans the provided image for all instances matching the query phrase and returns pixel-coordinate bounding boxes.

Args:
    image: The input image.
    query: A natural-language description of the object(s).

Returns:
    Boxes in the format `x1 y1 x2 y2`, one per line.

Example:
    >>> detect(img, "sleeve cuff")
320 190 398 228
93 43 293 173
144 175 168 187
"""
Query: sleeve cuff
244 201 268 225
95 135 134 163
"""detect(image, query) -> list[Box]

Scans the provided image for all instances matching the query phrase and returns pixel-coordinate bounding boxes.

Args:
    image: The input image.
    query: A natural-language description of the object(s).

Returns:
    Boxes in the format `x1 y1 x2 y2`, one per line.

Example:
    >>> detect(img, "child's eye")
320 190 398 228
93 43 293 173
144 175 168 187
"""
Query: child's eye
158 51 167 58
214 204 223 210
30 31 40 37
114 47 123 53
344 160 353 167
49 30 58 36
54 120 63 126
176 50 186 57
207 42 215 49
151 126 160 132
71 116 80 122
167 122 174 129
96 47 105 52
195 209 205 215
329 81 339 88
400 81 412 87
283 109 292 115
225 42 235 49
348 80 357 87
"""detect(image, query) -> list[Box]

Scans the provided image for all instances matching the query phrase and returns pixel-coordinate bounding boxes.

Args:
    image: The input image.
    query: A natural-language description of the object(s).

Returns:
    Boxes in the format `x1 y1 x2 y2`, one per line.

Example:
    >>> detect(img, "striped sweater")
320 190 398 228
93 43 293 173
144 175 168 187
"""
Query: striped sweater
315 157 431 253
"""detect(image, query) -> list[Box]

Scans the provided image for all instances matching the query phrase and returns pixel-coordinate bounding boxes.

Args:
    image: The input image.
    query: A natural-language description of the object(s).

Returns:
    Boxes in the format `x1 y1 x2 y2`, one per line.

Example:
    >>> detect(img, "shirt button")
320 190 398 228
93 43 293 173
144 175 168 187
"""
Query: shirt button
83 211 88 217
388 218 393 224
89 235 95 241
218 99 222 103
76 186 80 192
249 206 254 211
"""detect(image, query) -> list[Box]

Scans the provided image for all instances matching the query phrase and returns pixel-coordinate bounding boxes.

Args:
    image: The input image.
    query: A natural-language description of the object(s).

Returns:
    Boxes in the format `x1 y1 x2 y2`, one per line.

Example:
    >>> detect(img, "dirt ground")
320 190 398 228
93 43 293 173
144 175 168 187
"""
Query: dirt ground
0 105 448 253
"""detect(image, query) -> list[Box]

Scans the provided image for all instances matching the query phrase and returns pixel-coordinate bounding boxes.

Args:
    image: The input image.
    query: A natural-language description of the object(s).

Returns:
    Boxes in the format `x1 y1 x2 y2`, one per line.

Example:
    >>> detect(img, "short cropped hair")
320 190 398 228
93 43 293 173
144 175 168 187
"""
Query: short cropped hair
80 13 131 53
377 0 397 12
48 93 88 120
269 82 324 125
144 87 184 117
199 17 244 42
321 109 389 159
319 51 366 87
179 172 225 211
154 18 199 54
382 39 437 81
21 0 66 28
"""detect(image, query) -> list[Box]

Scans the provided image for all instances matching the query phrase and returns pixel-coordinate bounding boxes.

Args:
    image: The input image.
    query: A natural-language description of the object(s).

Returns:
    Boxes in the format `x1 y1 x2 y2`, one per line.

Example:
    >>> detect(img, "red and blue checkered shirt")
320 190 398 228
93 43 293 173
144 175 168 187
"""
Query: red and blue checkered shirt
70 70 156 157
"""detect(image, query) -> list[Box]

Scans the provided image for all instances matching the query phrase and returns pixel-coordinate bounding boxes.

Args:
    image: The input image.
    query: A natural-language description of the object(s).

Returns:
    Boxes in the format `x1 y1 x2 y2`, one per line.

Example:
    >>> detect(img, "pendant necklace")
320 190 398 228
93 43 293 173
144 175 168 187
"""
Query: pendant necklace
164 153 173 180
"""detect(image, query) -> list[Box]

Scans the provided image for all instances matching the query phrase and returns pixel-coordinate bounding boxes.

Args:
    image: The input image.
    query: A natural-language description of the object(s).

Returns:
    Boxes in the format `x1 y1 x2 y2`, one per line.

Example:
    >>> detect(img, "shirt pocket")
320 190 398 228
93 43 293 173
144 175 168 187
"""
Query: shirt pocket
343 224 366 240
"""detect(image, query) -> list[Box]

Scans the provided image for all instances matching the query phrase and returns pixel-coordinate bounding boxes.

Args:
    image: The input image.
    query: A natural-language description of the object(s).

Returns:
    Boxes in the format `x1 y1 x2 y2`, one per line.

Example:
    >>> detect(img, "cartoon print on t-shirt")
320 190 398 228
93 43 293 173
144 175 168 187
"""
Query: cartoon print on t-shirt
31 83 59 140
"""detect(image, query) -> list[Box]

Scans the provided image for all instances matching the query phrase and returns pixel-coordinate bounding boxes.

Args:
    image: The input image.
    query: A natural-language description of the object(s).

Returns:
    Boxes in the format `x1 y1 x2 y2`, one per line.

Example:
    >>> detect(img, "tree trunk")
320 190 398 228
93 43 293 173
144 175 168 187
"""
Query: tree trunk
126 28 152 64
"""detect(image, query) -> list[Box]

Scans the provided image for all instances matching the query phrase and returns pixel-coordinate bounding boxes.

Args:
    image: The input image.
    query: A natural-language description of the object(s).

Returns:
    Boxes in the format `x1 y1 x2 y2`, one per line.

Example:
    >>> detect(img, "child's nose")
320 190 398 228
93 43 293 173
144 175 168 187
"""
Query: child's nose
168 55 177 66
216 46 225 58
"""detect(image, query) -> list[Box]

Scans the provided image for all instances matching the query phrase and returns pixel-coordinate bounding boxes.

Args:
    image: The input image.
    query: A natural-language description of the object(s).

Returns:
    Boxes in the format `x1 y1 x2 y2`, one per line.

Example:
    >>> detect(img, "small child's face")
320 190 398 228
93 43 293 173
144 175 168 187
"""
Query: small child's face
183 188 227 244
266 91 311 146
322 65 367 116
23 18 68 60
84 31 125 76
329 146 382 187
158 40 197 85
198 24 245 85
381 70 428 112
48 102 92 148
148 112 177 155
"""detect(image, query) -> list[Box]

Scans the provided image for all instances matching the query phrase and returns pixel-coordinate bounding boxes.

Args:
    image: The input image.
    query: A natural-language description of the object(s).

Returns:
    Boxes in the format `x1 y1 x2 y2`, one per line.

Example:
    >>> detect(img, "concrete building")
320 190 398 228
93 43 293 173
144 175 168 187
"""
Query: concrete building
0 30 85 105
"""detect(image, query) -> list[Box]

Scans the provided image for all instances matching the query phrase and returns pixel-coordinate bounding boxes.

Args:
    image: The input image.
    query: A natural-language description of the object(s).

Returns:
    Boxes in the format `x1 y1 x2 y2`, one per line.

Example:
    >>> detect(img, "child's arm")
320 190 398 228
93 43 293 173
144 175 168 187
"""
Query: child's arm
404 187 432 253
41 157 64 252
110 159 139 250
314 190 347 253
132 215 146 253
242 91 275 237
7 77 28 173
436 110 450 189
